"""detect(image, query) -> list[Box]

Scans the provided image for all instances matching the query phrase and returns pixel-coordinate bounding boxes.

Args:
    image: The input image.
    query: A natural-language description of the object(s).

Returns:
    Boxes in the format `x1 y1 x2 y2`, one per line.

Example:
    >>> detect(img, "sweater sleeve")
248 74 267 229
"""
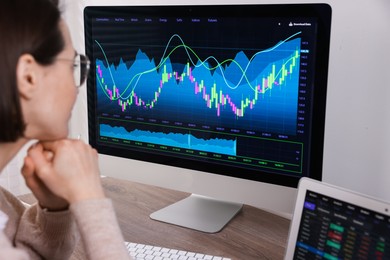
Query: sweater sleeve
14 203 79 260
70 198 131 260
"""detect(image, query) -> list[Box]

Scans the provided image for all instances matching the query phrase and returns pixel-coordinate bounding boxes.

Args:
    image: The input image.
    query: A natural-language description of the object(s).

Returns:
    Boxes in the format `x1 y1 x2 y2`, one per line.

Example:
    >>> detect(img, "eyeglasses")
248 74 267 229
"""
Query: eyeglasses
57 53 90 88
73 54 90 87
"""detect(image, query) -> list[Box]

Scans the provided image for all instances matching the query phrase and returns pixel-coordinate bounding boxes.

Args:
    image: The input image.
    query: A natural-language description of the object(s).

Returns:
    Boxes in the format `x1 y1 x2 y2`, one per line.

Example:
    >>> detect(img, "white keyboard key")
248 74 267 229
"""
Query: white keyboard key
161 247 170 253
178 250 187 256
162 252 171 258
186 252 196 257
145 245 153 250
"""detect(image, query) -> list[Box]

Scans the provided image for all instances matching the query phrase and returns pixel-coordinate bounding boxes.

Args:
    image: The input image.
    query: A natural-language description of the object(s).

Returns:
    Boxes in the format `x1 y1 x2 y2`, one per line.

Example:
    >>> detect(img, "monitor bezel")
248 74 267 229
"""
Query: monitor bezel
84 3 332 188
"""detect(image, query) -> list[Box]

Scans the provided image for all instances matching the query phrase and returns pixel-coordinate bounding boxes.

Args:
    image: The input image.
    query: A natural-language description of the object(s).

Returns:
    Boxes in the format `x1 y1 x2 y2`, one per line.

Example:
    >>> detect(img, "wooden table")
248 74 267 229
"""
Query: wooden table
19 177 290 260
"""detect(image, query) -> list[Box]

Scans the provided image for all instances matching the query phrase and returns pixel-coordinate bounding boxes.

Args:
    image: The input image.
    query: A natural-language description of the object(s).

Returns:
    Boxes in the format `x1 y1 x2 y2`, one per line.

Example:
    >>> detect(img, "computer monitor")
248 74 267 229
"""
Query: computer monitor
84 3 331 232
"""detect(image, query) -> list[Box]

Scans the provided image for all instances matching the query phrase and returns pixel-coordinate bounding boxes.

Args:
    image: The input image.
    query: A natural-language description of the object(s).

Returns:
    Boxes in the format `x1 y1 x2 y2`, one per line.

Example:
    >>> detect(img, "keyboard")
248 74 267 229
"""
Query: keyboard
125 242 231 260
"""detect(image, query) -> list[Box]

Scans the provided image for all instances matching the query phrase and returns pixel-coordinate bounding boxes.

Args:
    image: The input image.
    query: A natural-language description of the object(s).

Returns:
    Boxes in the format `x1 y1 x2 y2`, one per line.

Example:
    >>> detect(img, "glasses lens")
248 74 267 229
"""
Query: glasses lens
73 54 90 87
73 55 81 86
80 54 90 86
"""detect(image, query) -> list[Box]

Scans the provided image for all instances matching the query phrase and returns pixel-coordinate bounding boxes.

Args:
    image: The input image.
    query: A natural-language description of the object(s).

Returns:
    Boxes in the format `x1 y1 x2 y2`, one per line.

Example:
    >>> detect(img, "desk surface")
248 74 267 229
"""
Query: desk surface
19 177 291 260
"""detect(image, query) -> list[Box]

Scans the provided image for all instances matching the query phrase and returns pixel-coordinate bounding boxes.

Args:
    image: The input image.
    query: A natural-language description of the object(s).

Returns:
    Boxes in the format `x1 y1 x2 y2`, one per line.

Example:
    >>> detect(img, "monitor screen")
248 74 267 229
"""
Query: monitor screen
84 4 331 191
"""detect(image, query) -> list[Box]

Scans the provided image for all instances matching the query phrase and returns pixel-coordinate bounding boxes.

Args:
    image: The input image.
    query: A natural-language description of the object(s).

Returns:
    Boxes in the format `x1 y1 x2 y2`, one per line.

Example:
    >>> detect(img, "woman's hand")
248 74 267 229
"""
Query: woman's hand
25 139 105 205
22 151 68 211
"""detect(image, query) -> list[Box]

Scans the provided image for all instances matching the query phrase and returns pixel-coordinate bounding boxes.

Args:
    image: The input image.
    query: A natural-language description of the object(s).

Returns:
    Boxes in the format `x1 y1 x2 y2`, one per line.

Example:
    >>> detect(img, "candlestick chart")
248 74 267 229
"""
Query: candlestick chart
95 33 301 136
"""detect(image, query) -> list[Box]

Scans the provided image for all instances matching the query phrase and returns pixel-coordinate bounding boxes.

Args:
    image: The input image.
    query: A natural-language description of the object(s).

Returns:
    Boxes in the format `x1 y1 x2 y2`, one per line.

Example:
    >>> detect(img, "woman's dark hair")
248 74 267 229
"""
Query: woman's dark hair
0 0 64 142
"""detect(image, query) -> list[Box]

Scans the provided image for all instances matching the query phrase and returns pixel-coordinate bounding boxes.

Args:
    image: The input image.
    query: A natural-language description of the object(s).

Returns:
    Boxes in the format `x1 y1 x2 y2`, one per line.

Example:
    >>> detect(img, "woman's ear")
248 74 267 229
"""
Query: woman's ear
16 54 40 100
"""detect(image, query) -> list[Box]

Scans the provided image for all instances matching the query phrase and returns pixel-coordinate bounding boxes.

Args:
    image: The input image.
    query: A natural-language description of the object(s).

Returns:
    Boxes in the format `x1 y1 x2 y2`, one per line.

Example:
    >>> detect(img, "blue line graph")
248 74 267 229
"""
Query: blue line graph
95 33 301 135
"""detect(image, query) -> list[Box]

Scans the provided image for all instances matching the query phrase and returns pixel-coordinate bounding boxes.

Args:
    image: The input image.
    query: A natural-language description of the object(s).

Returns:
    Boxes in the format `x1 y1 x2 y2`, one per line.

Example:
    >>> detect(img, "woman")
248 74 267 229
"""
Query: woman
0 0 130 259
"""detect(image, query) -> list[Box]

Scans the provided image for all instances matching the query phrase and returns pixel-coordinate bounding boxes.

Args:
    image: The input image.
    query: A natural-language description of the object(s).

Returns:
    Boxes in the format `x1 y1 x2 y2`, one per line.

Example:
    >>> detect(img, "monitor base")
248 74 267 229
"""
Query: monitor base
150 194 243 233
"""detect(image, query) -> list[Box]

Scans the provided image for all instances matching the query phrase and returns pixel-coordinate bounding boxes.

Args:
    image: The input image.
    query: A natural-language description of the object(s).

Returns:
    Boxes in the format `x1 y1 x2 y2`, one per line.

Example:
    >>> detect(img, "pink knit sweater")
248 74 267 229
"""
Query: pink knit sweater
0 187 131 259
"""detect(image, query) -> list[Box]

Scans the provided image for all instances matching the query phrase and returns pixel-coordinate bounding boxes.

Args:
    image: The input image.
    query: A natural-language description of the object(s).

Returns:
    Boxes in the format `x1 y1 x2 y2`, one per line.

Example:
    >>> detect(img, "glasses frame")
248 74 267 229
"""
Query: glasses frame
56 53 91 88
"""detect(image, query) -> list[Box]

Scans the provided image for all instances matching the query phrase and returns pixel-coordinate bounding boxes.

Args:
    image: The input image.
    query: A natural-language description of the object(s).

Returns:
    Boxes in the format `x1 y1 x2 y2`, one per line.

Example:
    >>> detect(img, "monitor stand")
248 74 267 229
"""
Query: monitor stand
150 194 243 233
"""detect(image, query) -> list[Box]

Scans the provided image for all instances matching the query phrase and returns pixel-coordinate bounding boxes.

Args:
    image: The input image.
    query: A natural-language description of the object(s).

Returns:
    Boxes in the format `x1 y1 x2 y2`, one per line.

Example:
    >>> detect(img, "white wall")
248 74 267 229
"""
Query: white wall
321 0 390 201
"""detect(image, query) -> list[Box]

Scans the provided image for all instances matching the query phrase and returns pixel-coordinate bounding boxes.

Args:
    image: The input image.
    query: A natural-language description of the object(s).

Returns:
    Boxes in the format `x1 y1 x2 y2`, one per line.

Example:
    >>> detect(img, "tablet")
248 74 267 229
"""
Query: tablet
285 177 390 259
